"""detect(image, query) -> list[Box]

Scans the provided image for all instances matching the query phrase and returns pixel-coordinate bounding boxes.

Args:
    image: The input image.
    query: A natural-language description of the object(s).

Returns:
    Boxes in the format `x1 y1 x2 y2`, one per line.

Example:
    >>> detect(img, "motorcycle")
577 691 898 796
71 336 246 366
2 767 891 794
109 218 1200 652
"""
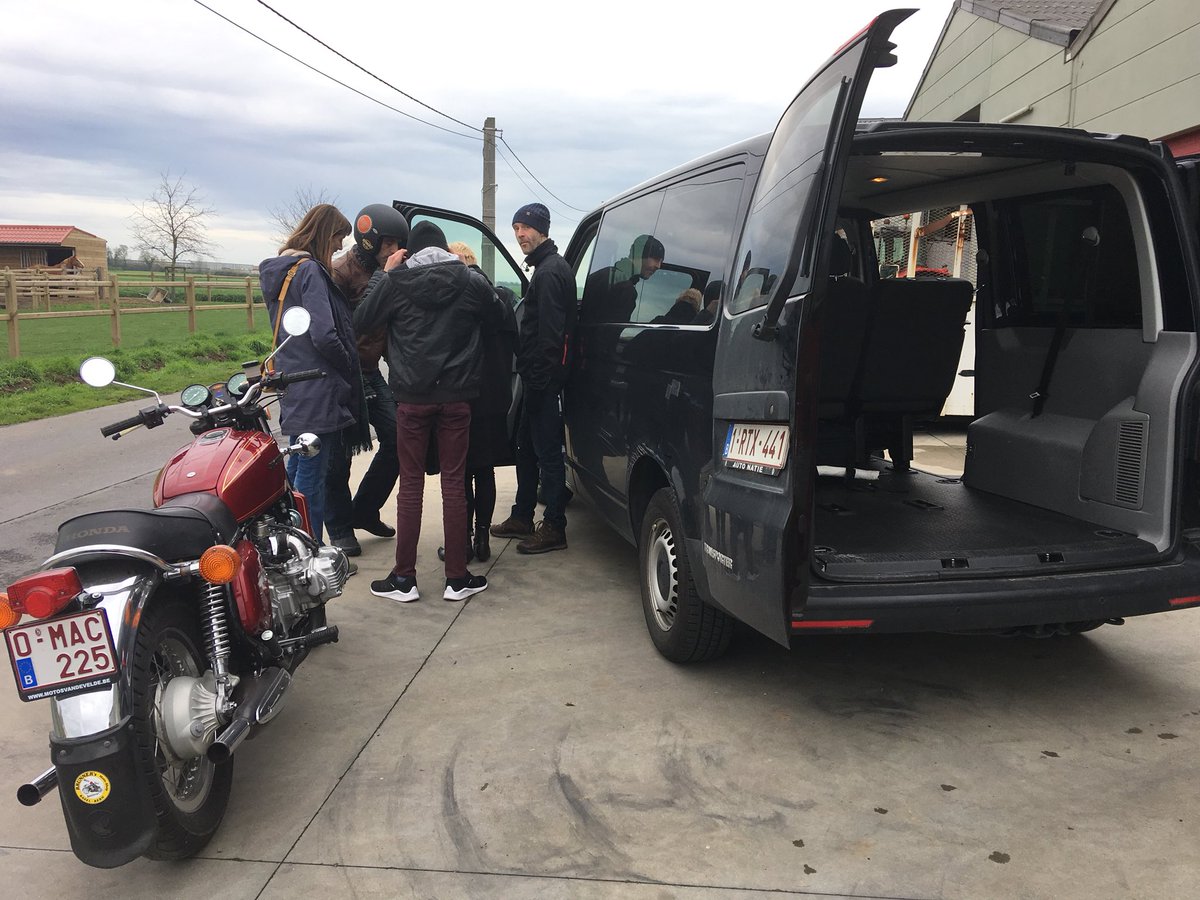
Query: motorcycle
0 307 350 868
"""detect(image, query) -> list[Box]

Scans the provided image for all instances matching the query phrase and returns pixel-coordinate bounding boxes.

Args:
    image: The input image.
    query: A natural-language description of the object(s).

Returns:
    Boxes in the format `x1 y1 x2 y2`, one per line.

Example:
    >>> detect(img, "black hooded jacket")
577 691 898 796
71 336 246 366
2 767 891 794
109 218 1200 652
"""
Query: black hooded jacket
353 248 505 404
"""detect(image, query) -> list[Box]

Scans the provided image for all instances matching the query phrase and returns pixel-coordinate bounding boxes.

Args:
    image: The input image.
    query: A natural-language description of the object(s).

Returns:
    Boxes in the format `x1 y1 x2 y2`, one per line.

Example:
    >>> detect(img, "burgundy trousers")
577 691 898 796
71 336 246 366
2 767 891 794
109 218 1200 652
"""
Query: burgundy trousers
393 401 471 579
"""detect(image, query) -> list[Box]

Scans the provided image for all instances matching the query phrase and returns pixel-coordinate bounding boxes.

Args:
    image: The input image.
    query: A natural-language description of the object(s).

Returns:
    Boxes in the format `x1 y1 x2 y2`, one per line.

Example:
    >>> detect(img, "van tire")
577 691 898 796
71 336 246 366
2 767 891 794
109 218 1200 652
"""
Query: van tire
639 487 734 662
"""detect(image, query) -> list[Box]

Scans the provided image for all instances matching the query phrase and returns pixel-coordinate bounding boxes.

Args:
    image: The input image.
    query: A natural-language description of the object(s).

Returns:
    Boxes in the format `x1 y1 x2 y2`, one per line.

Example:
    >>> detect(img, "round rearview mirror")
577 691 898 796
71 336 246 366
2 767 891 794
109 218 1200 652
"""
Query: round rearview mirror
79 357 117 388
282 306 311 337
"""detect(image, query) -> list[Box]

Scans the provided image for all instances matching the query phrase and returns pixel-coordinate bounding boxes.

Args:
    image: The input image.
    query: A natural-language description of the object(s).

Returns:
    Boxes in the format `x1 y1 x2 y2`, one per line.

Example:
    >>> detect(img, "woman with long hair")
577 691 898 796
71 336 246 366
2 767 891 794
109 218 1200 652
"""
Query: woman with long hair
259 204 366 544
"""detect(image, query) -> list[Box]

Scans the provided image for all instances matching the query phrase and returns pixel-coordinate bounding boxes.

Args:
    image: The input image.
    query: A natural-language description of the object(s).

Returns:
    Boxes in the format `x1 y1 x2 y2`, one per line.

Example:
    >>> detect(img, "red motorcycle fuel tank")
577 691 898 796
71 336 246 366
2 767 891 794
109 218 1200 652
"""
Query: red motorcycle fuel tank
154 429 287 520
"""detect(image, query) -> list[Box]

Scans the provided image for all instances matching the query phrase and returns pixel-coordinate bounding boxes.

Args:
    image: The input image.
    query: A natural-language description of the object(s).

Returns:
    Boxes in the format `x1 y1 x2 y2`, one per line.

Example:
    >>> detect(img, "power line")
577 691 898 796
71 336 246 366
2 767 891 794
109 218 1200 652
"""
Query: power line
254 0 482 135
194 0 590 215
494 143 579 226
499 137 591 213
189 0 480 142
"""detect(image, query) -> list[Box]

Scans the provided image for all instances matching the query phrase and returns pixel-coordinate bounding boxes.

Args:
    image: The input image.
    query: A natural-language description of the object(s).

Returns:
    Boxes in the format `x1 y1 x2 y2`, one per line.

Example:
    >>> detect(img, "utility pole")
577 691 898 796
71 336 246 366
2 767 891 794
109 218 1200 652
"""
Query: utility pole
482 117 497 282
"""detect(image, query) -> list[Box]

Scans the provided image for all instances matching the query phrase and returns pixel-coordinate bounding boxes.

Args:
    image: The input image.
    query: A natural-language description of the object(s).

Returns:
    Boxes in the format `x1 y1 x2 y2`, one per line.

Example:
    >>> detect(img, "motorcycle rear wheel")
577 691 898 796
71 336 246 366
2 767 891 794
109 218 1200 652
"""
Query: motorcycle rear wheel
131 598 234 860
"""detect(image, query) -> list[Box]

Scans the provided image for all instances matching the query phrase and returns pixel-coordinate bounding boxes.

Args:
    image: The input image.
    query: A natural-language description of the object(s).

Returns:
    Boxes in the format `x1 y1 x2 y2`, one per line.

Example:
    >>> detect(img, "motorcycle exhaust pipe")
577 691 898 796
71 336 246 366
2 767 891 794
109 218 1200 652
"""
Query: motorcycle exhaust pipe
207 666 292 764
18 767 59 807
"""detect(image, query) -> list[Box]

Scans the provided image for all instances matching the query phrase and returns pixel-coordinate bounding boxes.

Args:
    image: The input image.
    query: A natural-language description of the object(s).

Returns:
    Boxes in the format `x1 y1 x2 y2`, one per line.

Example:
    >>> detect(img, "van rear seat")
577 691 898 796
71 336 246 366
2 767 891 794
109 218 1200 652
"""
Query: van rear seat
816 276 973 470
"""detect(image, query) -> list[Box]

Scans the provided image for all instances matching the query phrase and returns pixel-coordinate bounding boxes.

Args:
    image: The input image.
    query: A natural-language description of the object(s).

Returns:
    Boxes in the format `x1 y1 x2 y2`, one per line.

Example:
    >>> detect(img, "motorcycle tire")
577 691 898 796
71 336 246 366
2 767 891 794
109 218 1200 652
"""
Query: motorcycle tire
130 598 234 860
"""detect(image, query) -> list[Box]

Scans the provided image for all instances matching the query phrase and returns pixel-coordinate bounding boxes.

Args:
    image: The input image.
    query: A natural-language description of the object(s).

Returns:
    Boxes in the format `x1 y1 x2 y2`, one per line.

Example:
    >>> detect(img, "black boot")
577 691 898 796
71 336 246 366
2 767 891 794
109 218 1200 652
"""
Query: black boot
437 532 475 563
473 525 491 562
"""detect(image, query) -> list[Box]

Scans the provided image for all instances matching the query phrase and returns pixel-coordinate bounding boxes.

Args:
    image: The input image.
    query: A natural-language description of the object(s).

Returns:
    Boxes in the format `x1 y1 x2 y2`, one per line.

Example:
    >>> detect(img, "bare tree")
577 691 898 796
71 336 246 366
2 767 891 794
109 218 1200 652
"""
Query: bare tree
130 172 216 281
268 185 339 244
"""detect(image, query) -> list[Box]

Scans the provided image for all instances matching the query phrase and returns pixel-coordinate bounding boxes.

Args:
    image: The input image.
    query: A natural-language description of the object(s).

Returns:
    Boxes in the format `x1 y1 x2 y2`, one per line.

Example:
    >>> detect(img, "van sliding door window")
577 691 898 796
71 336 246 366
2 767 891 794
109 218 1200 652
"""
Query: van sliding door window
637 173 743 326
581 192 665 325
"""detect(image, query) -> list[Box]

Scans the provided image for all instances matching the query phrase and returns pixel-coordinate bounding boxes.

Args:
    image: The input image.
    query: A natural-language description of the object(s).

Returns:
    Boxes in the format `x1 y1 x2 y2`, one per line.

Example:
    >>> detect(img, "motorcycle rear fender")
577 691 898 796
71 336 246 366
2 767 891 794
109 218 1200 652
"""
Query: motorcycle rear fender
51 717 157 868
44 549 174 739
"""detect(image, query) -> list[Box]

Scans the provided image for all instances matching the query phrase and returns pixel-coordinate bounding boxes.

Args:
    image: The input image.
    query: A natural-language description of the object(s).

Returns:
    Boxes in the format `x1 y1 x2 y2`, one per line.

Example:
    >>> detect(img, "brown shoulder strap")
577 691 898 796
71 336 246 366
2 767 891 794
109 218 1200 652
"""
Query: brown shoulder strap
267 260 305 373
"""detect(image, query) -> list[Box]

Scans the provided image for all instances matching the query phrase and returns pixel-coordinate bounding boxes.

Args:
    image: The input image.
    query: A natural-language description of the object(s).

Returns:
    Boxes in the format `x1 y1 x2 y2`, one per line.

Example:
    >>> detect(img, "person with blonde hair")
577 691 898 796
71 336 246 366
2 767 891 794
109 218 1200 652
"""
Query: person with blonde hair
447 241 477 267
259 203 365 547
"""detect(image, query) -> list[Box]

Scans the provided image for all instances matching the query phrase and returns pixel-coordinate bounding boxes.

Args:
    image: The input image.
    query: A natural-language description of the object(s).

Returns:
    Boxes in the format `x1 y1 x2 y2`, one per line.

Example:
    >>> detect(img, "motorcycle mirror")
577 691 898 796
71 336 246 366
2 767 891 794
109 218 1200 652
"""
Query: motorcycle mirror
79 357 117 388
282 307 311 337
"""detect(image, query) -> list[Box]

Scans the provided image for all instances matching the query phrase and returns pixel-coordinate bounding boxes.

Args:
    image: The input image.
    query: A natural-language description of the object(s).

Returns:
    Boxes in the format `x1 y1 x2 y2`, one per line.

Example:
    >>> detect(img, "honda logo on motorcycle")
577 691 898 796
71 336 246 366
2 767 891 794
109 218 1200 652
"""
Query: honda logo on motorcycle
66 526 131 539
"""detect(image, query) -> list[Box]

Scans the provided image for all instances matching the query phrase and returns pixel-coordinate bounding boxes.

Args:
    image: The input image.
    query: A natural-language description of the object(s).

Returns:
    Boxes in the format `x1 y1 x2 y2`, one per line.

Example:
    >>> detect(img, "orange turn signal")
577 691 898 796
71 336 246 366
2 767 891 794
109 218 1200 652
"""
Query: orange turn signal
0 595 20 629
199 545 242 584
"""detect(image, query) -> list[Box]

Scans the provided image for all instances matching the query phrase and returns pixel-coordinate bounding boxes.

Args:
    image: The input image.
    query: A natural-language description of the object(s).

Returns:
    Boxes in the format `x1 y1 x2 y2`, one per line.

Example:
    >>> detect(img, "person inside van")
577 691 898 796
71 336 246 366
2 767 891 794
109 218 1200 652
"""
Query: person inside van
490 202 576 554
692 280 723 325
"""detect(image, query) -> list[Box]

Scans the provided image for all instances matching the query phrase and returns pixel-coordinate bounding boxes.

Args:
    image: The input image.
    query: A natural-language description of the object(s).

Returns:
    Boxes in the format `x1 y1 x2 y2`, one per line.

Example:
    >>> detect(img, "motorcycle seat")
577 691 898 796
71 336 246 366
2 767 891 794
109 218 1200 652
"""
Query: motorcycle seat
55 493 238 563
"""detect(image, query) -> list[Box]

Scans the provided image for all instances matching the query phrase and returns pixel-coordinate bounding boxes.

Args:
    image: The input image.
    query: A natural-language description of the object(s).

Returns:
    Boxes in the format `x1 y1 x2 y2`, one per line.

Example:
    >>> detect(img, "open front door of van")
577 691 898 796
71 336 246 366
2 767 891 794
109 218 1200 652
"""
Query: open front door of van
391 202 529 300
701 9 913 646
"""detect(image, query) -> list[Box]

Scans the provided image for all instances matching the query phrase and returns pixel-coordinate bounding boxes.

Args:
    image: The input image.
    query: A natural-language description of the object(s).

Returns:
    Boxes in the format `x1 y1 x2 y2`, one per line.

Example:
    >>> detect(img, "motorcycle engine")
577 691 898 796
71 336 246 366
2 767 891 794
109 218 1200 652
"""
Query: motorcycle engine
261 532 350 635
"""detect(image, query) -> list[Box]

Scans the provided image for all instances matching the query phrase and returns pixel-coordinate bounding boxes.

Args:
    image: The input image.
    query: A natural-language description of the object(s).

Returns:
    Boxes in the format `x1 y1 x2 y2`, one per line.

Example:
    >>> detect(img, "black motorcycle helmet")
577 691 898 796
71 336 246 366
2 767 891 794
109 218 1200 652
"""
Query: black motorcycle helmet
353 203 410 255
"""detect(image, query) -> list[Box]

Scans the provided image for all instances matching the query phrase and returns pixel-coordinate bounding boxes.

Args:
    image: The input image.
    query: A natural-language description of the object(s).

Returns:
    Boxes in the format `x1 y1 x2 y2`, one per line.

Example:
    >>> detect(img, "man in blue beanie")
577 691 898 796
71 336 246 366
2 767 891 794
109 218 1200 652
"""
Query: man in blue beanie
491 202 577 553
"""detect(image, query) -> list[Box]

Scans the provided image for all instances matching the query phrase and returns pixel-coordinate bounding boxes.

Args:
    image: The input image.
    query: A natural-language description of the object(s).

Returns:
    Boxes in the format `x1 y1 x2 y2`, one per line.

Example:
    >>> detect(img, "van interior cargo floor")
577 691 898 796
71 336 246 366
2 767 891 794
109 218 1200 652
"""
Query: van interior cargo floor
812 467 1157 580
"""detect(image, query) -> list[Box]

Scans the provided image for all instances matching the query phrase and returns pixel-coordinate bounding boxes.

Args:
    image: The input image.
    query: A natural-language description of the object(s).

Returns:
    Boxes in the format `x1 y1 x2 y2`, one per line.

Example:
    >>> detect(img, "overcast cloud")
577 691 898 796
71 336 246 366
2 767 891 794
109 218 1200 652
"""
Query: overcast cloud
0 0 954 265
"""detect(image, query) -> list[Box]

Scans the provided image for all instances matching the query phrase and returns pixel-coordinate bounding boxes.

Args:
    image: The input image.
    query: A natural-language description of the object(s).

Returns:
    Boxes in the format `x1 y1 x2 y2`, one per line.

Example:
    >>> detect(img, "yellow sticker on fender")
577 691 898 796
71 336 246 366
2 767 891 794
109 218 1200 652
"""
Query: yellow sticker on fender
74 770 111 804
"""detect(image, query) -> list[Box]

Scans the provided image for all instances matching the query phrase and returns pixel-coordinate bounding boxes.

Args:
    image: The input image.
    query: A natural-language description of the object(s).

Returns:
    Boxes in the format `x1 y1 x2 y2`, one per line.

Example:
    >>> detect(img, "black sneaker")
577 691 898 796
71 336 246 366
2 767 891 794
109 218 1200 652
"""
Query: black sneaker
370 573 419 603
444 573 488 601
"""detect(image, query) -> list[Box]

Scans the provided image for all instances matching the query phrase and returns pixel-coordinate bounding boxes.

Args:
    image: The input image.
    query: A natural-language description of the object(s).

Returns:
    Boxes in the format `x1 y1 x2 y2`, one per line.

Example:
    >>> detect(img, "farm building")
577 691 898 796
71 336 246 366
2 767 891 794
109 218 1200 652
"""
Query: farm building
0 225 108 280
905 0 1200 157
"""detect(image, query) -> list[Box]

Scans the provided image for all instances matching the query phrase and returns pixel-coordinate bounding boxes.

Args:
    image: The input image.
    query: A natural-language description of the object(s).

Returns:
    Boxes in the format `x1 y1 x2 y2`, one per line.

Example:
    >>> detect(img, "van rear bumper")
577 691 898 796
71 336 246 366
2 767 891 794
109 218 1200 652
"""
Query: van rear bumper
797 543 1200 635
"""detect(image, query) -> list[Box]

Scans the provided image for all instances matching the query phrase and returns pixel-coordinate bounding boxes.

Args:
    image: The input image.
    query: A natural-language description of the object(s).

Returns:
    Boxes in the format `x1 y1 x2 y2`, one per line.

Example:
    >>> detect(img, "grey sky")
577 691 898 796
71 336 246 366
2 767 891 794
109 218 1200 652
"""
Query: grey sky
0 0 954 265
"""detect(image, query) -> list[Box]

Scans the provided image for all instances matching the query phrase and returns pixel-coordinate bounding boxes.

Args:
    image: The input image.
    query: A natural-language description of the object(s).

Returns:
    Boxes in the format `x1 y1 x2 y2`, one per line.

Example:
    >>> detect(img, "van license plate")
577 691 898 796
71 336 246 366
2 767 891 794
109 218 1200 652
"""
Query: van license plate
5 610 118 702
723 423 790 475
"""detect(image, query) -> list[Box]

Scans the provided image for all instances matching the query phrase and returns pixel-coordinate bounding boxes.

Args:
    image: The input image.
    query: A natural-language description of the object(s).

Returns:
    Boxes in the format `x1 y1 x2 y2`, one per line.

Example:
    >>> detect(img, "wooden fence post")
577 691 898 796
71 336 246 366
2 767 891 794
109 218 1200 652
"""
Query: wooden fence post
245 277 255 331
110 285 122 350
186 276 197 333
5 268 19 358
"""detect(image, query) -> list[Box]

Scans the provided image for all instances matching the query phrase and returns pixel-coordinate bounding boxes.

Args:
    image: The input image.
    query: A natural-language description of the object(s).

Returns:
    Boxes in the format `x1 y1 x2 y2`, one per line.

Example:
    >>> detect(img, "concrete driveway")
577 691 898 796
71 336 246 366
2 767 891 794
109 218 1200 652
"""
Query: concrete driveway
2 462 1199 899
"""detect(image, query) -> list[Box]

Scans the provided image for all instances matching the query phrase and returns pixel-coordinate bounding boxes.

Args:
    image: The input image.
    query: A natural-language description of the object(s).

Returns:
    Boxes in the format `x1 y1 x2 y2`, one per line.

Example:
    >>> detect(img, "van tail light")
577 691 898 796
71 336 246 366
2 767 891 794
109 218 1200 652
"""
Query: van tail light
4 568 85 621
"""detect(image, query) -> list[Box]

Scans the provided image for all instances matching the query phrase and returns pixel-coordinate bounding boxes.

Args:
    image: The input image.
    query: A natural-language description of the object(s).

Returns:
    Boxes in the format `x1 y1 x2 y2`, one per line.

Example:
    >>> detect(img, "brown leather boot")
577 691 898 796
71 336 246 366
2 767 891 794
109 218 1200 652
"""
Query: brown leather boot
490 516 534 539
516 521 567 554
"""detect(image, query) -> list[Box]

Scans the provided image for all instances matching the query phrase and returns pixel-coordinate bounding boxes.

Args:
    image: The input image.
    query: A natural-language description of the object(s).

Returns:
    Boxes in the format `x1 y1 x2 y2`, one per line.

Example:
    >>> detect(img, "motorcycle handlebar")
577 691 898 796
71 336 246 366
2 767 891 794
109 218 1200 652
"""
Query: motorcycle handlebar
100 413 147 438
274 368 325 386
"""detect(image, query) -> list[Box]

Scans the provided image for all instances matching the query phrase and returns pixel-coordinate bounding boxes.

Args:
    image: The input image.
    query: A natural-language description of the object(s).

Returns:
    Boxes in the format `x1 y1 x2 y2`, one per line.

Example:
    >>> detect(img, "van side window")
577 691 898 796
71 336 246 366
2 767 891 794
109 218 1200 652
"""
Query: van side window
642 172 743 326
581 192 665 325
992 185 1141 329
728 77 843 315
582 170 743 327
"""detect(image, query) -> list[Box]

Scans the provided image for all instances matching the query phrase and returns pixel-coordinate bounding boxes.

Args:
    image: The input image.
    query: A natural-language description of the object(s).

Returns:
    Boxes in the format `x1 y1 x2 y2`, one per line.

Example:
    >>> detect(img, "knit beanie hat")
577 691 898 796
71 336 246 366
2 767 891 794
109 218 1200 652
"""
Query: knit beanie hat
512 202 551 236
407 220 450 256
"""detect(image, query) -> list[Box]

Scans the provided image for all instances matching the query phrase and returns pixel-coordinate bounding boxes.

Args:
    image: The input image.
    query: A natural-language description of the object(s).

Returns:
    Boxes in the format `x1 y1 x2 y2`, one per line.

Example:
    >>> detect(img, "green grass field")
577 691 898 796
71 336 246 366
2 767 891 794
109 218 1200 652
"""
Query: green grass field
3 308 269 360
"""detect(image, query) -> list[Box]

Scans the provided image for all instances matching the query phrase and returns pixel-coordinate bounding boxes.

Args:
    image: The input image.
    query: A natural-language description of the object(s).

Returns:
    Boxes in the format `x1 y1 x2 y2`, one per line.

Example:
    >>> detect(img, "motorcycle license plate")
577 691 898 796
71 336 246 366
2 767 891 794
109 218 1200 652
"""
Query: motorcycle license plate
5 610 118 702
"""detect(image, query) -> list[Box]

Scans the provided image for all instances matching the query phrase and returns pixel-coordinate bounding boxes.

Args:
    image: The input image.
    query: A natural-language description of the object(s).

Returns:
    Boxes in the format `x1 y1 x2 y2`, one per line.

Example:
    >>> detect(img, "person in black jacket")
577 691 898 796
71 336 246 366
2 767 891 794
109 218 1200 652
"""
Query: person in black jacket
490 203 577 554
353 221 506 603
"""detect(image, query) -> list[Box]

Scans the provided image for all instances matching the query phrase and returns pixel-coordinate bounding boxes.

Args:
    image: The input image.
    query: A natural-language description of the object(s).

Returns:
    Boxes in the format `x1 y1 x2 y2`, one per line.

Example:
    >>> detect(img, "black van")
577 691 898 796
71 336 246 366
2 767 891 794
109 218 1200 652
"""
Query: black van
396 9 1200 662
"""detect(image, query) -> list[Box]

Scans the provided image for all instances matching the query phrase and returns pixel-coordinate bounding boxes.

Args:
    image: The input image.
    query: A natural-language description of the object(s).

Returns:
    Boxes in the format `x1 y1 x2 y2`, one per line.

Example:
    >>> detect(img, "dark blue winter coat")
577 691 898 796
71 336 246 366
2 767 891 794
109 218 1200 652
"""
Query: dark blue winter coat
259 251 361 436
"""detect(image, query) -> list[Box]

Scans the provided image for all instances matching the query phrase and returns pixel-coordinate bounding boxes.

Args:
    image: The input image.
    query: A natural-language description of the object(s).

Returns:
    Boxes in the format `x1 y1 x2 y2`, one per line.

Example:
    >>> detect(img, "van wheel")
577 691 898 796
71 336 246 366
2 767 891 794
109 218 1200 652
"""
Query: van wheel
639 487 734 663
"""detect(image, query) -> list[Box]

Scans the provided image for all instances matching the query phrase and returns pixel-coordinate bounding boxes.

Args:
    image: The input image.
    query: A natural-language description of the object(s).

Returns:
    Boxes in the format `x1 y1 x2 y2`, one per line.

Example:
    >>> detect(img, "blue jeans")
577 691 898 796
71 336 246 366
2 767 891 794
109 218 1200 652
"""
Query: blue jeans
287 431 336 543
512 386 567 529
326 371 400 538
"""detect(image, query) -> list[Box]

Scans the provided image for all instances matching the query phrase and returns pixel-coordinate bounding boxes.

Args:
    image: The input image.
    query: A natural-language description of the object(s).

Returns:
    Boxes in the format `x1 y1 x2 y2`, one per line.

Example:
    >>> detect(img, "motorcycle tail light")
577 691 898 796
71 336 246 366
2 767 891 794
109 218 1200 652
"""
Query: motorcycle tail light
199 545 241 584
6 568 84 620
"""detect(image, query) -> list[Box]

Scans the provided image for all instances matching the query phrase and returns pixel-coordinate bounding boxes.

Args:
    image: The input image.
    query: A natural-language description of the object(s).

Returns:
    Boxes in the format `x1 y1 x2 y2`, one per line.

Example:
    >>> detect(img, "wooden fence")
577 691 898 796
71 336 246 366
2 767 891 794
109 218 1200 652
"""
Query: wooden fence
3 269 262 358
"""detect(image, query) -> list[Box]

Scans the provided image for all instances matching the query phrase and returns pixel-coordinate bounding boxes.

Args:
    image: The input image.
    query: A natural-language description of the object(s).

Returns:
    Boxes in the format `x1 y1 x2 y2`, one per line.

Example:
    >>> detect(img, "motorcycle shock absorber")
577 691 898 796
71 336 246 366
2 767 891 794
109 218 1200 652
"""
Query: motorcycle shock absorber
200 581 236 708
